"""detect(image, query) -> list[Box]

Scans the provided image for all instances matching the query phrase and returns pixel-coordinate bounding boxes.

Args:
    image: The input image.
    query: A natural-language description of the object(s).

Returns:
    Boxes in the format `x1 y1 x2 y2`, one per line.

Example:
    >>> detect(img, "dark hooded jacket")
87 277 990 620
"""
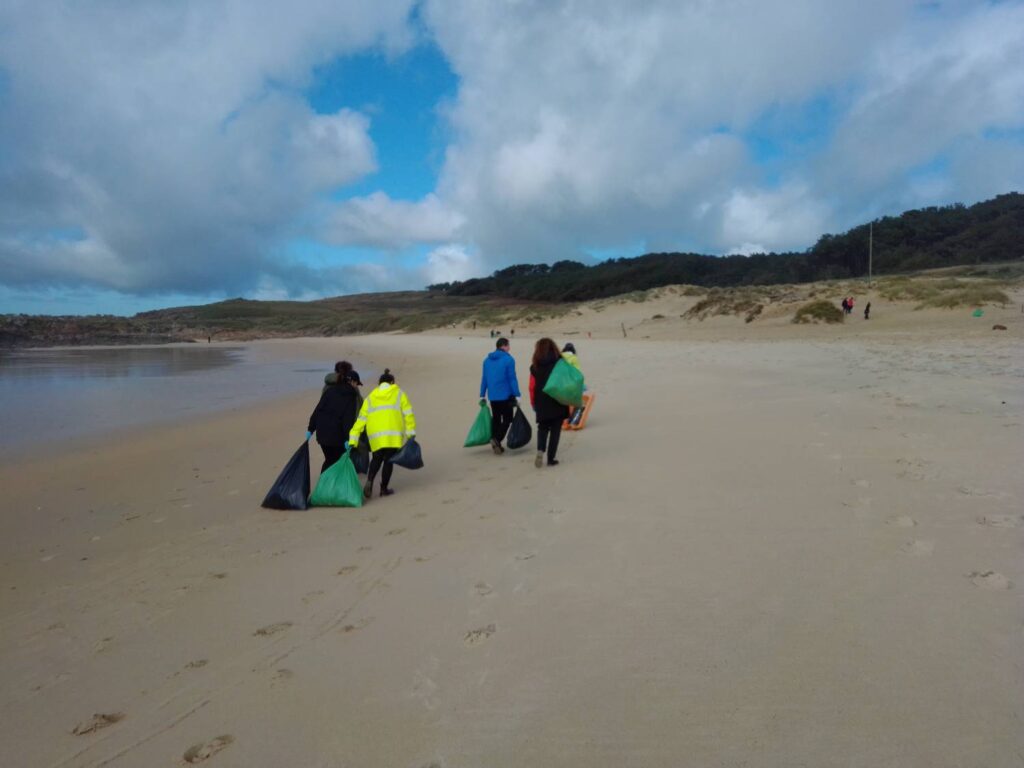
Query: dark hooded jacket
307 381 361 447
529 353 570 423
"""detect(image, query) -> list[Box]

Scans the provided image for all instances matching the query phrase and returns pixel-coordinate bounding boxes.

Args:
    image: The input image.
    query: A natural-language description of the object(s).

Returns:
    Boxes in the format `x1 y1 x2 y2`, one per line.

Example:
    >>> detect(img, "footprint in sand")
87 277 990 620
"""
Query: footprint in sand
414 512 428 518
337 565 359 576
958 486 1006 498
887 515 917 528
967 571 1013 590
386 528 406 536
358 546 372 552
851 479 870 488
253 622 292 637
183 735 235 764
72 712 125 735
208 572 228 580
184 659 208 670
900 540 934 557
302 590 325 604
515 553 536 561
976 515 1023 529
340 617 373 634
414 556 432 563
271 669 293 686
463 624 496 647
475 582 494 596
441 499 456 505
363 514 380 523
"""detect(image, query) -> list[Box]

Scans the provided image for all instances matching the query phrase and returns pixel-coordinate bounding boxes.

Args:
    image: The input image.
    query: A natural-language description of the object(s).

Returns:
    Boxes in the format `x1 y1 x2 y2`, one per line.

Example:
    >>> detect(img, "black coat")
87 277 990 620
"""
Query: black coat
307 382 360 447
530 355 570 423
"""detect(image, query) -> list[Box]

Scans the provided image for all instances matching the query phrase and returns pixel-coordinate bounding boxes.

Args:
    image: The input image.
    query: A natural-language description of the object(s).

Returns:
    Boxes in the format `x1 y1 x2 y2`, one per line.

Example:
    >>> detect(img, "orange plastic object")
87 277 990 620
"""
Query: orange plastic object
563 392 595 430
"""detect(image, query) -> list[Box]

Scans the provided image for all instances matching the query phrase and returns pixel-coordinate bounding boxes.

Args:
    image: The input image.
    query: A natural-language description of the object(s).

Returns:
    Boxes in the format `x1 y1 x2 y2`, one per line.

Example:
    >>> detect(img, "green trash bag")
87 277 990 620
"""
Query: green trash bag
464 401 493 447
309 453 363 508
542 358 584 407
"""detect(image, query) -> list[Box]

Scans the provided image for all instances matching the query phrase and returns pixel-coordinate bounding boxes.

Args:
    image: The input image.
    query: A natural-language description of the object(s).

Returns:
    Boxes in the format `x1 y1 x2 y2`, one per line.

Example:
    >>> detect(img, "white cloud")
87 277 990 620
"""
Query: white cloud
326 193 464 249
0 0 416 295
1 0 1022 308
423 243 479 285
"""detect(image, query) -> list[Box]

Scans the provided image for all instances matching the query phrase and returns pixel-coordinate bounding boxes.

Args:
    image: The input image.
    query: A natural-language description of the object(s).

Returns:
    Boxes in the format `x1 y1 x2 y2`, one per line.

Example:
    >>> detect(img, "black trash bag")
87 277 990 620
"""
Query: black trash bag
261 441 310 510
506 407 532 450
350 439 370 475
388 437 424 470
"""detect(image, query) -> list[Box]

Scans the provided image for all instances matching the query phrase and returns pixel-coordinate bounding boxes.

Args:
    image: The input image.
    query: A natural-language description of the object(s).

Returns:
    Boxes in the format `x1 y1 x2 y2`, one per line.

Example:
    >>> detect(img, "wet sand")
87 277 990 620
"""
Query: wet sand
0 313 1022 766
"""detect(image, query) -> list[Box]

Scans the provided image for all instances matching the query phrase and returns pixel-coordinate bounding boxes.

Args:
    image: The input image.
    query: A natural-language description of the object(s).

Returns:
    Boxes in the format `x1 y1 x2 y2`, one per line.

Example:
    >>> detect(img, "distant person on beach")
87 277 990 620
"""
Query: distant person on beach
307 361 361 474
864 302 871 320
848 297 855 315
529 338 570 468
480 336 521 454
349 368 417 499
841 298 849 314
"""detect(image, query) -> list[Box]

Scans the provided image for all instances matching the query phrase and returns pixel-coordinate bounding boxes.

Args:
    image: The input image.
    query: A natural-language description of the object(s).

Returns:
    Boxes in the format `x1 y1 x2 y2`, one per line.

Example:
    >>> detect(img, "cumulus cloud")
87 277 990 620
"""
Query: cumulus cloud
0 0 415 297
1 0 1022 309
326 193 464 249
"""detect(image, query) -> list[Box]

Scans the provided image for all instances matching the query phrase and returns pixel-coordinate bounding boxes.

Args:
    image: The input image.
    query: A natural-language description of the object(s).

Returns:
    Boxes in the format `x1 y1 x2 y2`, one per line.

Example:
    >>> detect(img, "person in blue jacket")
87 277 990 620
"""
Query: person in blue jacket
479 336 521 454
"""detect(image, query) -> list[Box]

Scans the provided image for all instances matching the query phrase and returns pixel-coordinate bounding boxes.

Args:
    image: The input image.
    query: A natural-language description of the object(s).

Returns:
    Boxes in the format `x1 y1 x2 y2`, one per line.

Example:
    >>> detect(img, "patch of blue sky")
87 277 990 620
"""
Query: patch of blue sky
740 93 846 185
0 285 220 317
982 126 1024 142
305 42 458 202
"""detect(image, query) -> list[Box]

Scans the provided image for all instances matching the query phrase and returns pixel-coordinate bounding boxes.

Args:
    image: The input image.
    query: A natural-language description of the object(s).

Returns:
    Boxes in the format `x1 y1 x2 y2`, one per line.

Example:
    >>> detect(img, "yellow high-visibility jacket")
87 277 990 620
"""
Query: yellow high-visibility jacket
561 351 581 370
349 383 416 451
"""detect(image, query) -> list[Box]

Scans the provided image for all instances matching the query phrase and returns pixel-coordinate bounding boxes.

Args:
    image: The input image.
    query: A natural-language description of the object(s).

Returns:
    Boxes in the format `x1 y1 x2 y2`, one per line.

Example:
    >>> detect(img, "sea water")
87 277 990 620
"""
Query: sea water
0 344 331 457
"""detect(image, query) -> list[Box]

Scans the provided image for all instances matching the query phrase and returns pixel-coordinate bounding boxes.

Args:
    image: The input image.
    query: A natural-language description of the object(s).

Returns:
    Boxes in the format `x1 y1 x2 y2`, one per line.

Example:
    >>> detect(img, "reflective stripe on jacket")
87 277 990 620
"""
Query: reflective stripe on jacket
349 383 416 451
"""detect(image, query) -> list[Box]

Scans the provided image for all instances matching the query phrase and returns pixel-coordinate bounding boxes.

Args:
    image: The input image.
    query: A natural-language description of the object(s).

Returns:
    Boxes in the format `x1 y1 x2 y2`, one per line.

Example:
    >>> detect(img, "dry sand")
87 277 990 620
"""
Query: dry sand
1 298 1022 767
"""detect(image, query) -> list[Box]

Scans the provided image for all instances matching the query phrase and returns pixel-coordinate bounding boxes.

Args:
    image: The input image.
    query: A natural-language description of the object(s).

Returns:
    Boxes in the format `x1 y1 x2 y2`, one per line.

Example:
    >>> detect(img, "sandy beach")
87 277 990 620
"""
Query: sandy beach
1 301 1022 767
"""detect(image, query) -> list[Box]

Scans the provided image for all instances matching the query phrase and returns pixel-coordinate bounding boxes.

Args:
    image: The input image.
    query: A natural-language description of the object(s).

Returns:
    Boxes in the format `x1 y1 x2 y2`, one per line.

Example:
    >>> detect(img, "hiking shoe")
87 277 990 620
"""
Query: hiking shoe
534 451 544 468
363 480 373 499
490 438 504 455
380 487 394 497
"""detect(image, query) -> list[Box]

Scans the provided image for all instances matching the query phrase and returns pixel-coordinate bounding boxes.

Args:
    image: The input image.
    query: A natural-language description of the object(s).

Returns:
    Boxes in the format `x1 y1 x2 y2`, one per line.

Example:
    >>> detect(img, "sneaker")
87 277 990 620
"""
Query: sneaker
534 451 544 468
363 480 373 499
547 459 560 467
380 487 395 497
490 438 504 455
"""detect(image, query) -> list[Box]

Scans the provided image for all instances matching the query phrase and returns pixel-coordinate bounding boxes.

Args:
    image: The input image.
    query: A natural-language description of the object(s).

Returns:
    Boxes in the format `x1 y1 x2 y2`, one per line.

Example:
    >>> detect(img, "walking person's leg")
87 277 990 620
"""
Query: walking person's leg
320 445 343 474
489 400 506 454
546 420 563 466
365 450 386 498
378 448 398 495
536 421 549 468
493 399 514 446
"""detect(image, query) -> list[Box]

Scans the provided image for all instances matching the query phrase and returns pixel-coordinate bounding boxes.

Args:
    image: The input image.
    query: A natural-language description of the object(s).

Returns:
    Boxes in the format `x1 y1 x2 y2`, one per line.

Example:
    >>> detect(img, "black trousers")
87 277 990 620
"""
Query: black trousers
490 398 516 444
320 444 345 474
537 417 563 462
367 447 399 488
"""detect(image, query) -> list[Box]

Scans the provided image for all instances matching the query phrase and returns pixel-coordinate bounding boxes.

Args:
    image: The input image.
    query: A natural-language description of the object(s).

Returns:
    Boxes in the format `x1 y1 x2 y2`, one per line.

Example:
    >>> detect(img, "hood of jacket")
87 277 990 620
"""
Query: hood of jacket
487 349 509 362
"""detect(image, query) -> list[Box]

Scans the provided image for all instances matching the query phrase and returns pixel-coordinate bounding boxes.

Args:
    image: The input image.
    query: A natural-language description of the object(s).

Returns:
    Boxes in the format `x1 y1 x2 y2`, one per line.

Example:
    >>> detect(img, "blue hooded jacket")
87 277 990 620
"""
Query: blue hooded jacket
480 349 521 401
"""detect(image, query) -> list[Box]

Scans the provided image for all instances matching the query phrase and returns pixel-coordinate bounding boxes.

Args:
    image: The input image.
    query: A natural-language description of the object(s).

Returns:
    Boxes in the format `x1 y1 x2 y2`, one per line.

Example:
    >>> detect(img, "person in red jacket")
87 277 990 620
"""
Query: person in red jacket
529 337 570 468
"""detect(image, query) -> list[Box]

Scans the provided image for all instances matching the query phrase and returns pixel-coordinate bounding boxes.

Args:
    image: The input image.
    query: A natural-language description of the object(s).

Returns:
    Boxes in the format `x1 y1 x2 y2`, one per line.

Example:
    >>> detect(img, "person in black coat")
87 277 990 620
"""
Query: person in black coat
528 337 570 468
307 361 361 473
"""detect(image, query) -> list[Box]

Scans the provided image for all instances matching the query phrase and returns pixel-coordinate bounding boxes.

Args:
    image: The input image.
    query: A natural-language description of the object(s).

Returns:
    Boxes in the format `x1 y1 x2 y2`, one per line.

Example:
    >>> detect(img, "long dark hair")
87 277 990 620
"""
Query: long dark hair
532 338 560 368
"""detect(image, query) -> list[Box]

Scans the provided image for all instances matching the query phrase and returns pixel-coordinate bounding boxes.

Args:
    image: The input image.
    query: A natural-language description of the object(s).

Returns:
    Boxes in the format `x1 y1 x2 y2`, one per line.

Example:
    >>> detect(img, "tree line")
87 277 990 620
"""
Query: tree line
428 193 1023 302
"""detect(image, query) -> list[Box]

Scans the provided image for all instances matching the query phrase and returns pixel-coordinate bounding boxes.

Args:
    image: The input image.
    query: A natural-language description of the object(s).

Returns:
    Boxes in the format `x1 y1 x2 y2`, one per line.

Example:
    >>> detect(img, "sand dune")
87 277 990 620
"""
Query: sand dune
0 300 1022 766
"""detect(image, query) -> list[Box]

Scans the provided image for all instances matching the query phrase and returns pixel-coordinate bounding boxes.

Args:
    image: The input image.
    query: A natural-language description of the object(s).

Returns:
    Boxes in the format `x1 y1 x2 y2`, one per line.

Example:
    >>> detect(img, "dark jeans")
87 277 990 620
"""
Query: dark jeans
537 417 563 462
368 447 399 489
490 398 516 444
320 444 345 474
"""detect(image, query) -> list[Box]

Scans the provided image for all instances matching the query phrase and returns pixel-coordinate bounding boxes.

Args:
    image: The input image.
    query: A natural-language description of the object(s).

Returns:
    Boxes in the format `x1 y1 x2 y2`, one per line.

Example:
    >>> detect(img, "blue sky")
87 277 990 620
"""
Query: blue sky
0 0 1021 315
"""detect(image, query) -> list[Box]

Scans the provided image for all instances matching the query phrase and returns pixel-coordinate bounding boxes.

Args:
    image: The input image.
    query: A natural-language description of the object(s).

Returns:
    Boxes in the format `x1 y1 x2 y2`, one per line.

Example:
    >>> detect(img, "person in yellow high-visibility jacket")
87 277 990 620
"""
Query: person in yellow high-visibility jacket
349 368 416 499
